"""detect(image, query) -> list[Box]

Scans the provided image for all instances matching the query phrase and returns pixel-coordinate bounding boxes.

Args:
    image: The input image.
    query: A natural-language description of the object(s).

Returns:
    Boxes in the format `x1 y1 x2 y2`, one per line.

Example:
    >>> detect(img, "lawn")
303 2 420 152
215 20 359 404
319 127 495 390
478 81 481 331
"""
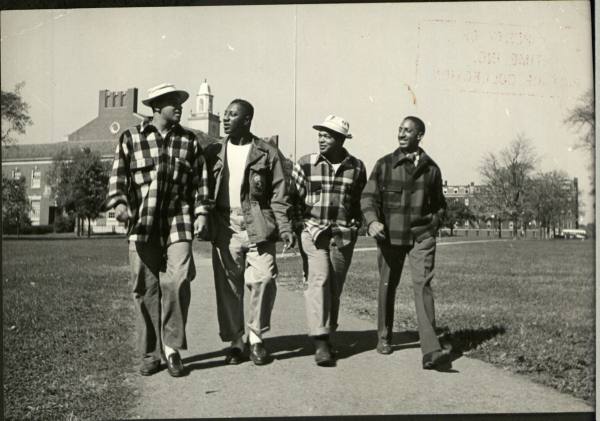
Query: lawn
277 239 595 404
2 237 134 420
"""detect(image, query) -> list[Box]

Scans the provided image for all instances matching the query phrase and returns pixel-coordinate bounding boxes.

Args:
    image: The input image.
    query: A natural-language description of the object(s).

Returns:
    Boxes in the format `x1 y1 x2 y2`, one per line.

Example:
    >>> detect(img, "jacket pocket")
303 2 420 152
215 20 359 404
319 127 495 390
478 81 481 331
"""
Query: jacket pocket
249 201 278 242
381 186 403 208
131 158 155 186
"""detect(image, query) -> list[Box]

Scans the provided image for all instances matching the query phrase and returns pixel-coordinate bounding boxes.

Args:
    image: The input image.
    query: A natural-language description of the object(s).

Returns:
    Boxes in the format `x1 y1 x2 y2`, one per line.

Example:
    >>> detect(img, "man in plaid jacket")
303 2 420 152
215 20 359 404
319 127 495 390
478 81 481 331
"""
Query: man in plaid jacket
106 83 209 378
361 116 451 370
291 115 366 366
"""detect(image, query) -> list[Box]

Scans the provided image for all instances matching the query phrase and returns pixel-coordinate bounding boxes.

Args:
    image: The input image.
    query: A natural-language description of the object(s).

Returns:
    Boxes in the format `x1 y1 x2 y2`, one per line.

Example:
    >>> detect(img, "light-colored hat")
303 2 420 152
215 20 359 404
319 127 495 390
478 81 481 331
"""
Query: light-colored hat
312 115 353 139
142 83 189 106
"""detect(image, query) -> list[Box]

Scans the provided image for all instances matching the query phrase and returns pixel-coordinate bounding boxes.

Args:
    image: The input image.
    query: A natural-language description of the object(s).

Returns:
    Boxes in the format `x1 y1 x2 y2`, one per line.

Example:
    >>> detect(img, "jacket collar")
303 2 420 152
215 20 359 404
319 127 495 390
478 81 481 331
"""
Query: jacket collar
313 148 351 168
392 146 430 168
140 118 183 136
214 133 268 166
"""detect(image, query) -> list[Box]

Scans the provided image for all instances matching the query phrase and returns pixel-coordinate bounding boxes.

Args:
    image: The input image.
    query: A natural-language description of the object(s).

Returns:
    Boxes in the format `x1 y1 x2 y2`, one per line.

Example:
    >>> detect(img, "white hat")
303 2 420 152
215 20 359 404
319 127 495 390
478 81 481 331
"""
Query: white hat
312 115 353 139
142 83 189 107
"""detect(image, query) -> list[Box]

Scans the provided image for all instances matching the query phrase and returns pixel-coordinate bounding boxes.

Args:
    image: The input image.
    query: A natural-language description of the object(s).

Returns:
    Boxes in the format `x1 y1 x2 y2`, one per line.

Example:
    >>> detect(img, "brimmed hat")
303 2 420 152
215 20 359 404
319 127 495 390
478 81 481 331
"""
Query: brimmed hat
312 115 352 139
142 83 189 107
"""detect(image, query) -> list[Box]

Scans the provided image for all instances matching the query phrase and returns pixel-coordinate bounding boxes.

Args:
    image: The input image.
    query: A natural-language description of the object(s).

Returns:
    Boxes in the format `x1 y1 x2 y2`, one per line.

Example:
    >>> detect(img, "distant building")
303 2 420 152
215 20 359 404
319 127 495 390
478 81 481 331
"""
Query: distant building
2 83 220 231
442 179 579 231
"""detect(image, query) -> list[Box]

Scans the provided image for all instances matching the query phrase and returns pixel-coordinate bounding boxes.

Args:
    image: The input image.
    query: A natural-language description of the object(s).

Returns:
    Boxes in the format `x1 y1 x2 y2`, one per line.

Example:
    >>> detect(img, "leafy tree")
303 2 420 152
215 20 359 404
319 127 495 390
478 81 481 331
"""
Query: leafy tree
2 175 31 236
1 82 33 146
479 134 537 238
564 90 595 203
48 147 110 237
443 198 476 236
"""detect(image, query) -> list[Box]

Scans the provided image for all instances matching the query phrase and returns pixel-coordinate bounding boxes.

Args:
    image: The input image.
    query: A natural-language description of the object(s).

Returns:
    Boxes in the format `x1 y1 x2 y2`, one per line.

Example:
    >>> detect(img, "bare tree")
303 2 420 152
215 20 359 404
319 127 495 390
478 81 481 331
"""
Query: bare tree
564 90 595 199
527 170 574 238
479 134 538 238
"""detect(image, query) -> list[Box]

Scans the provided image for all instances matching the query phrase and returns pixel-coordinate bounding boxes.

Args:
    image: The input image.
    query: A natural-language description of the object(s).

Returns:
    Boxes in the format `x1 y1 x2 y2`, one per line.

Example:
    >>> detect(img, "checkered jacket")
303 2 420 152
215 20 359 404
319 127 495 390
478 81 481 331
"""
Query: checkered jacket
106 119 210 245
361 147 446 246
291 151 367 247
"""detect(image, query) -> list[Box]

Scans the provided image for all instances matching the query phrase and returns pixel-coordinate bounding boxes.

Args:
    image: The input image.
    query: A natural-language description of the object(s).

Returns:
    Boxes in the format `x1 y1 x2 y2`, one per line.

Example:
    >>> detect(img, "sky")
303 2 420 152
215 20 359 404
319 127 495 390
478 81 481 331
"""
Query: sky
0 2 594 222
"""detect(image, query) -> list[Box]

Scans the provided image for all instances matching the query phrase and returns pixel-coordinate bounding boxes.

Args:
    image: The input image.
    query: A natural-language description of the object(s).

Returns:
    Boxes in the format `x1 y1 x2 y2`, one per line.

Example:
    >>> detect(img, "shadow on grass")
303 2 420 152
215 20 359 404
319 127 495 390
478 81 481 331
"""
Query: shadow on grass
2 235 127 241
442 325 507 356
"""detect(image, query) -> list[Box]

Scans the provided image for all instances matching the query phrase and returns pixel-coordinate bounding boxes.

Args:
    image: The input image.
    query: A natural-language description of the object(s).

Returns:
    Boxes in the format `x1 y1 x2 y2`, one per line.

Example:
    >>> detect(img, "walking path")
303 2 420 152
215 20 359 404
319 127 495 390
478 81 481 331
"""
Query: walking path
134 247 592 418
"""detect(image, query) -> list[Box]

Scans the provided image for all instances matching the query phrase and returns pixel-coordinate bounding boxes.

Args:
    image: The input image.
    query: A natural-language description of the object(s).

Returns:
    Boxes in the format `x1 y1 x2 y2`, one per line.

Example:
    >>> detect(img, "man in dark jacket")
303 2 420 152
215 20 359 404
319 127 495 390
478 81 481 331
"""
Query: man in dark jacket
361 116 451 370
201 99 294 366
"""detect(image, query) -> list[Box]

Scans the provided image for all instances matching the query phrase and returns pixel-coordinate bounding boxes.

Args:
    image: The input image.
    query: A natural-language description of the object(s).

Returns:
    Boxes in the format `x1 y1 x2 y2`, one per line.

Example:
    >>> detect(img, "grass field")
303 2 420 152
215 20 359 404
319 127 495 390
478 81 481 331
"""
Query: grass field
3 238 134 420
277 239 595 404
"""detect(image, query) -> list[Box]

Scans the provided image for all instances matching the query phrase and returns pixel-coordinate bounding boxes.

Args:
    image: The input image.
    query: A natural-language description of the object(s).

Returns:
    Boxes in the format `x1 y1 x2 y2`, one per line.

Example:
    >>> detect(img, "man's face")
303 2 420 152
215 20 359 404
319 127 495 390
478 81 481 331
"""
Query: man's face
223 103 251 137
397 119 423 152
154 95 183 124
318 130 344 156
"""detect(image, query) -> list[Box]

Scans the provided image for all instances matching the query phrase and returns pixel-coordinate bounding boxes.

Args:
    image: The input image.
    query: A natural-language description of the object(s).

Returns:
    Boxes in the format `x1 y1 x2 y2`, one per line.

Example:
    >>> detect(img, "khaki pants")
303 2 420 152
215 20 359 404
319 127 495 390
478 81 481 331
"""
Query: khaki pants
129 237 195 363
301 229 356 336
377 236 441 355
212 209 277 342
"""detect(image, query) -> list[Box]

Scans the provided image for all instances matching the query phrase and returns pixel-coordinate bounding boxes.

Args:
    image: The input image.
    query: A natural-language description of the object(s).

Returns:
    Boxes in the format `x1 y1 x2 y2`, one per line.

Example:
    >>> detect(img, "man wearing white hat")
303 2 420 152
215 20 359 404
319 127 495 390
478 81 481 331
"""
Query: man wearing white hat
290 115 367 366
106 83 209 377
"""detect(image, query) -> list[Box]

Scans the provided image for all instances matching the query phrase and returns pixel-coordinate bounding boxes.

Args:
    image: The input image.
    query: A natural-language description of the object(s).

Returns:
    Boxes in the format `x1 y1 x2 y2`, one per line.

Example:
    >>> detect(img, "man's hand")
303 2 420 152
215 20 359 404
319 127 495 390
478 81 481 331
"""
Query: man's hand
115 203 130 223
194 215 209 240
368 221 386 241
281 231 296 249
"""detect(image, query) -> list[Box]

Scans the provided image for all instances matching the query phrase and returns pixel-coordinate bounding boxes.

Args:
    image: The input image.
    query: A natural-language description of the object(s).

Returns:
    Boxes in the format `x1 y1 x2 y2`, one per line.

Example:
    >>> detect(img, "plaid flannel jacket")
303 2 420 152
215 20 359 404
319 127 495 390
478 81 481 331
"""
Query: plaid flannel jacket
291 150 367 247
361 147 446 246
106 119 210 246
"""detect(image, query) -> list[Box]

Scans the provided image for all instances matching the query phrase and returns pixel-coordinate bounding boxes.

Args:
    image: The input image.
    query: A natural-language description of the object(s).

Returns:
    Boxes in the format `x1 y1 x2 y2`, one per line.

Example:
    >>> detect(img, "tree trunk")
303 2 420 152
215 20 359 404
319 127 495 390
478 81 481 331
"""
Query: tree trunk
498 218 502 238
87 218 91 238
16 215 20 239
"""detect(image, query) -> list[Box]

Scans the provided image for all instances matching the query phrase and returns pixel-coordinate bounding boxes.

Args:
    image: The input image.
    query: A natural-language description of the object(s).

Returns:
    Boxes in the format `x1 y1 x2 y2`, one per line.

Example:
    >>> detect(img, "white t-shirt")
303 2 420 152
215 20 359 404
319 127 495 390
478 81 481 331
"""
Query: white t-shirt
226 141 252 208
331 162 342 174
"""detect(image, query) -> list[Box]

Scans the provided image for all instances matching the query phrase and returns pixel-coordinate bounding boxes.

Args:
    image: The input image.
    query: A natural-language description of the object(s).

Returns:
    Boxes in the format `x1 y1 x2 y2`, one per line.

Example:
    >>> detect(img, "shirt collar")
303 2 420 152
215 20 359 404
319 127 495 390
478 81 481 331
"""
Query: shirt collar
313 148 351 167
392 147 426 167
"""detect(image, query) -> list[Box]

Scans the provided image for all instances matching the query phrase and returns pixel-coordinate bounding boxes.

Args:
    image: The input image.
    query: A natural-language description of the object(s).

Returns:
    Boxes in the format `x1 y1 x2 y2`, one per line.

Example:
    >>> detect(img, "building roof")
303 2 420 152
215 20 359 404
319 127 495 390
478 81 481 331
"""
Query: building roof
2 140 117 161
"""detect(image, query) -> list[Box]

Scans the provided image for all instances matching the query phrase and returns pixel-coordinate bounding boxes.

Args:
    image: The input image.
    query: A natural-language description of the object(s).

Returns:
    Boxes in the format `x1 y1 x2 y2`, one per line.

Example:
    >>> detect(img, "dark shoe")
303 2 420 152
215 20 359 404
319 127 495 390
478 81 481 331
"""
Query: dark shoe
314 338 335 367
249 342 270 366
166 352 185 377
139 359 160 376
224 346 246 365
422 349 452 370
377 339 393 355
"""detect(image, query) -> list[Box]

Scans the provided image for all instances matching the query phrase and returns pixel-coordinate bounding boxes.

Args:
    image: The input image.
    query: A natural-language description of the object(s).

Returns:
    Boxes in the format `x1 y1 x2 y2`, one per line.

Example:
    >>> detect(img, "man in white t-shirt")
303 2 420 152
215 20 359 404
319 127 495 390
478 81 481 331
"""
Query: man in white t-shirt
201 99 294 365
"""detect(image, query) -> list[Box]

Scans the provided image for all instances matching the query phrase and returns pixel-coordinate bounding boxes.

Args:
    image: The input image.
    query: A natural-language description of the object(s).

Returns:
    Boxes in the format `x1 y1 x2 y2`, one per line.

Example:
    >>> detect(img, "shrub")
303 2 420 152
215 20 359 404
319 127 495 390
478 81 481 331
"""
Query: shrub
54 213 75 233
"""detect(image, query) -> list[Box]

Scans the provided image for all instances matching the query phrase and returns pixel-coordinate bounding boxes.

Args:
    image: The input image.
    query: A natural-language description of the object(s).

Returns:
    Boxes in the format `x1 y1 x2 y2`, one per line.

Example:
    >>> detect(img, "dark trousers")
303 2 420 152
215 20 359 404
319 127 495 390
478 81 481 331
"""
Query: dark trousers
129 236 195 363
377 236 441 355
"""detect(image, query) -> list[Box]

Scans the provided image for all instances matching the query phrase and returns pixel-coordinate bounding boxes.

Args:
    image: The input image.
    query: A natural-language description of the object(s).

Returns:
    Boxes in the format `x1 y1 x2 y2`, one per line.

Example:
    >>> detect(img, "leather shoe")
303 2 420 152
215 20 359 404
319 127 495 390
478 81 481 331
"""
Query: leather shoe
139 359 160 376
249 342 270 365
224 346 246 365
166 352 185 377
314 338 335 367
422 349 452 370
377 339 393 355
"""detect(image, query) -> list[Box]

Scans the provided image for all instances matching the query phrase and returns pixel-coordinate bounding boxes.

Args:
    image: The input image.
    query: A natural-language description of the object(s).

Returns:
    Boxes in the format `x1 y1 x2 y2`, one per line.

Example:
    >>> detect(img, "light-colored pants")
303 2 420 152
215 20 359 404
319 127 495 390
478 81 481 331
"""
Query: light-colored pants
301 229 357 336
129 237 195 363
377 235 441 355
212 209 278 342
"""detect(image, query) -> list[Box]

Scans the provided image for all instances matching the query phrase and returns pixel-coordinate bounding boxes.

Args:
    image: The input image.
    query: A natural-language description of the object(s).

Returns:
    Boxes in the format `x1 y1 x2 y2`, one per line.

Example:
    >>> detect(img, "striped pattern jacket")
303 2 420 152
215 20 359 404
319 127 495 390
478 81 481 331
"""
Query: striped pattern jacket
106 120 210 246
291 150 367 247
361 147 446 246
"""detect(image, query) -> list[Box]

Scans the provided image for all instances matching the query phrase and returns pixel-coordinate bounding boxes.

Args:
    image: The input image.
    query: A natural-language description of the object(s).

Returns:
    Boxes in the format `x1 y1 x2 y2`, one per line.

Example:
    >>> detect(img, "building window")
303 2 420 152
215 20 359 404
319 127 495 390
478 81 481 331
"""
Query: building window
464 187 469 194
12 168 21 180
465 198 469 206
453 188 458 194
30 200 41 224
31 167 41 188
107 211 116 219
443 188 448 195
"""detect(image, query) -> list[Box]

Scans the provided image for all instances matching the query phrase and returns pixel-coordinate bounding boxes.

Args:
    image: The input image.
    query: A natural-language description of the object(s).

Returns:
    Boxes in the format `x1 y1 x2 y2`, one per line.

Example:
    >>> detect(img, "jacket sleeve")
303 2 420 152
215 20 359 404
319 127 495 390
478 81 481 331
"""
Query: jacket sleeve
431 165 447 225
191 137 212 217
350 161 368 226
361 159 382 227
289 161 307 232
269 150 292 236
105 131 131 210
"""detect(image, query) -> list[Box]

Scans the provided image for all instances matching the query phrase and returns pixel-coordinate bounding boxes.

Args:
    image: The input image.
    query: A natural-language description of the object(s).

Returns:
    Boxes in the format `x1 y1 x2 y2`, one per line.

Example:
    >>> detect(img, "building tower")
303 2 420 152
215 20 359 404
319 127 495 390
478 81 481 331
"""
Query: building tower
188 79 220 137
